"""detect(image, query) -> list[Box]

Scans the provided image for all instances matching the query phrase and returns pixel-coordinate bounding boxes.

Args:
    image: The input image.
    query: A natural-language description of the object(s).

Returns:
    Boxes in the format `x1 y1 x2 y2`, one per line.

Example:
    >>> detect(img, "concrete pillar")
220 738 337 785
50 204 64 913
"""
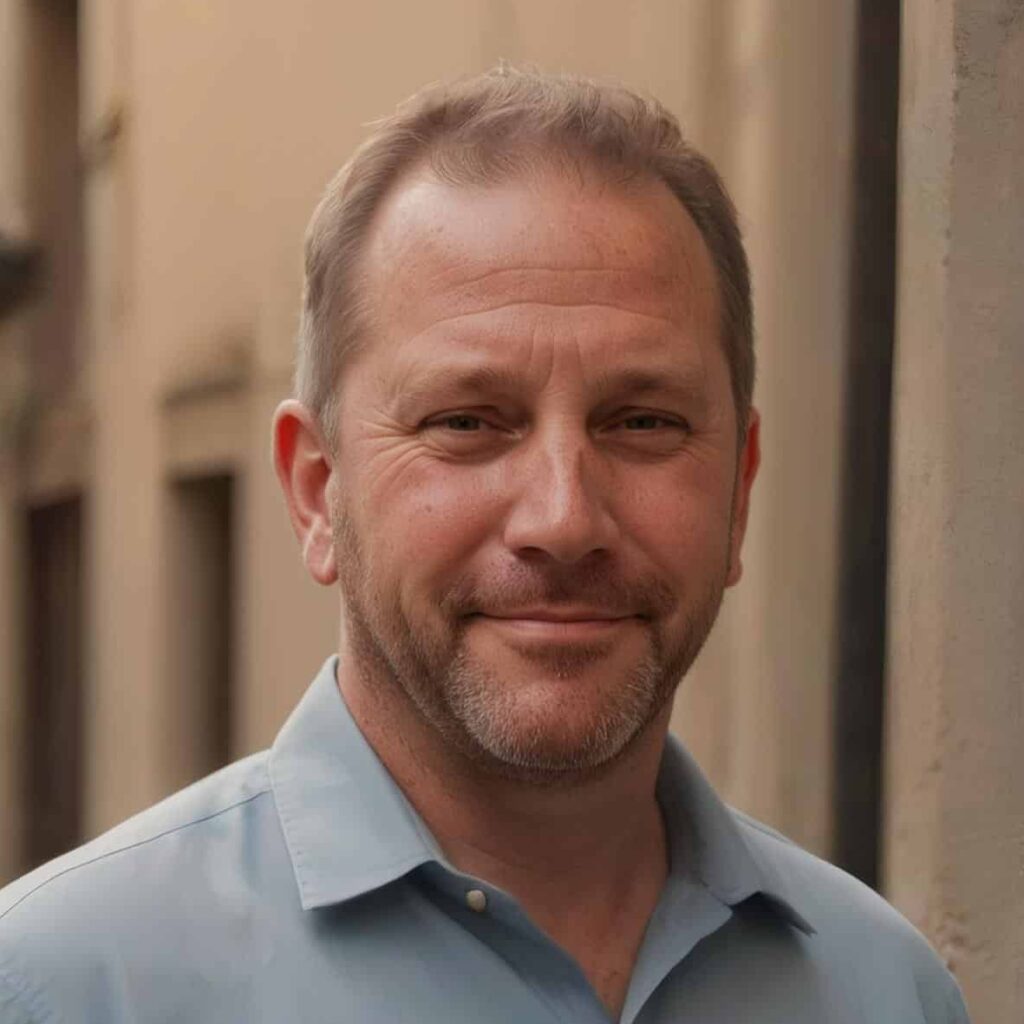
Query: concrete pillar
672 0 857 858
885 1 1024 1019
80 0 168 834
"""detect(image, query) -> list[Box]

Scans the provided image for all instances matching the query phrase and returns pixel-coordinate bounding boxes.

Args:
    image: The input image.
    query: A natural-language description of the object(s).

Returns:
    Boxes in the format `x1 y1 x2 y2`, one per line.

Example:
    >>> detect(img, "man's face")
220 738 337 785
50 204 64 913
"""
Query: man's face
330 168 755 779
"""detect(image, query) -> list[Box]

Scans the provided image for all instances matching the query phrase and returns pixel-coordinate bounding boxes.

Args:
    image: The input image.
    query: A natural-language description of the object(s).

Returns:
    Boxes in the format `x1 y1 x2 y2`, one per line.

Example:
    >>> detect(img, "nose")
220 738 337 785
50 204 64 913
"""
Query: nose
502 430 618 564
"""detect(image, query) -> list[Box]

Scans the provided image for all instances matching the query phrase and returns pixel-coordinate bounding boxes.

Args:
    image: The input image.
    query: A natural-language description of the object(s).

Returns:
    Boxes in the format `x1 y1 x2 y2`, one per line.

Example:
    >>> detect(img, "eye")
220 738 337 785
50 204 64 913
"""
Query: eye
600 409 690 453
608 411 689 433
621 414 671 431
439 414 484 432
423 412 493 434
420 409 517 457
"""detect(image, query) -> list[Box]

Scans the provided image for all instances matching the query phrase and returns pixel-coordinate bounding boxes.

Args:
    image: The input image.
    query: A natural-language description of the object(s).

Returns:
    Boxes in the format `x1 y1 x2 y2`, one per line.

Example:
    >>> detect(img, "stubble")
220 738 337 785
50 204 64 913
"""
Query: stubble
332 500 728 782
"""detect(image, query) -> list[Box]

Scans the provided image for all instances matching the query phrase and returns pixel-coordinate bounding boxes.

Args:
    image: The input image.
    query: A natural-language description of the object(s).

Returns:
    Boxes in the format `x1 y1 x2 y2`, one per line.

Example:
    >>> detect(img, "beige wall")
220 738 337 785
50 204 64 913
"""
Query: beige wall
885 1 1024 1019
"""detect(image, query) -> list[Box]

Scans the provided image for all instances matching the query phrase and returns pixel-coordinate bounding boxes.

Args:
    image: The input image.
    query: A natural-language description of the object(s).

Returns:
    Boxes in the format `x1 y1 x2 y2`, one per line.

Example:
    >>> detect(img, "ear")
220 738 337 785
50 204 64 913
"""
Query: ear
272 399 338 586
725 407 761 587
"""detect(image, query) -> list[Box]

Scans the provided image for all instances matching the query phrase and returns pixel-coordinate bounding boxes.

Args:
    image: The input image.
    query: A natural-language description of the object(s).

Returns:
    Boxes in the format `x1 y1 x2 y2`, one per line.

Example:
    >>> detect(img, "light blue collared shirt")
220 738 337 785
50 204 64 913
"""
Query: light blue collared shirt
0 658 968 1022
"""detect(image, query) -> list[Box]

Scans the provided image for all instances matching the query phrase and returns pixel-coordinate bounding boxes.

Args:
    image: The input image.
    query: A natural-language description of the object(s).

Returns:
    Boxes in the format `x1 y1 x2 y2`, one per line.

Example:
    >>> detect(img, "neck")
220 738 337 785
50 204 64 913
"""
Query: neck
402 726 670 905
335 644 671 886
335 644 672 1020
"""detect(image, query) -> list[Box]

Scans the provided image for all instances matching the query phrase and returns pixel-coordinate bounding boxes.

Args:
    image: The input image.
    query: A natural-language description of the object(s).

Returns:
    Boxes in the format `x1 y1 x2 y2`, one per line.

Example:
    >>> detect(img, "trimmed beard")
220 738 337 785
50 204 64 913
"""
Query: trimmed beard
332 501 729 783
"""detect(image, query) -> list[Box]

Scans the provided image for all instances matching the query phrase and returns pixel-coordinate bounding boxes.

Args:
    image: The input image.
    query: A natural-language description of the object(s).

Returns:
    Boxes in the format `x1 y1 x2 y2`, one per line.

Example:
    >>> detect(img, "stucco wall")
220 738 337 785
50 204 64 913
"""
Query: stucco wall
886 1 1024 1019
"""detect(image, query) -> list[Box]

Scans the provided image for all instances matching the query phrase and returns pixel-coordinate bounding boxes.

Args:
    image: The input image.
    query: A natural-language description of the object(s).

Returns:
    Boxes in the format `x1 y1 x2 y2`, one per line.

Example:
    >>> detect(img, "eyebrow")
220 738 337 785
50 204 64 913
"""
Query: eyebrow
388 361 709 413
590 366 708 402
387 365 524 411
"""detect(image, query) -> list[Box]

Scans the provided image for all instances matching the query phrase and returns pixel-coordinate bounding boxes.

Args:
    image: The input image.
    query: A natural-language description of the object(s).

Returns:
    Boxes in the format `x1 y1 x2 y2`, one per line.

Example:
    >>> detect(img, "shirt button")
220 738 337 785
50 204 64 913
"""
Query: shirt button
466 888 487 912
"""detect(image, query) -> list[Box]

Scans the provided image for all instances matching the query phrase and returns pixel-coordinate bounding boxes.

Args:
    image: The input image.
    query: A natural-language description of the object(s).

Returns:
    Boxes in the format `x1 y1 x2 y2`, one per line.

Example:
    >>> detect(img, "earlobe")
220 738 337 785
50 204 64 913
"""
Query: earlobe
272 399 339 586
726 408 761 588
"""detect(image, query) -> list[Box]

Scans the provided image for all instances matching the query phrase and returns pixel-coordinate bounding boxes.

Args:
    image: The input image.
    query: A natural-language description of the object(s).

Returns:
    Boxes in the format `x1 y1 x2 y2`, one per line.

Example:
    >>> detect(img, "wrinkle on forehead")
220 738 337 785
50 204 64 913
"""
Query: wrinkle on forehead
387 299 688 338
361 169 720 344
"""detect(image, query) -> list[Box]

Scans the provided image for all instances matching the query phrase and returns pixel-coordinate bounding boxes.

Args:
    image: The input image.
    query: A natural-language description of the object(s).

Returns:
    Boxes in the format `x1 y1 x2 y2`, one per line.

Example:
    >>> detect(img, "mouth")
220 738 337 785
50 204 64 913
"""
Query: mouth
470 609 642 641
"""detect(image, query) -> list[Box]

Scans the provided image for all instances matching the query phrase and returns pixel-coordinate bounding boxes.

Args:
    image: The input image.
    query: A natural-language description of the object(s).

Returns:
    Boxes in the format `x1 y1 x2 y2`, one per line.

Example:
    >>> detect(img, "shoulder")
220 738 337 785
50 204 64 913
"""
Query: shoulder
731 808 970 1022
0 751 273 923
732 807 923 942
0 753 283 1021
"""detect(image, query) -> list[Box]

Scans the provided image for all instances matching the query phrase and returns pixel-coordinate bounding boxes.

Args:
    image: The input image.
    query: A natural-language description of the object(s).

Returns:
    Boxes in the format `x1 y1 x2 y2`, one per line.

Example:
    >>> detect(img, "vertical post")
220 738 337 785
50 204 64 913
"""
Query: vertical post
80 0 167 834
0 454 25 884
831 0 901 889
886 1 1024 1017
0 0 28 888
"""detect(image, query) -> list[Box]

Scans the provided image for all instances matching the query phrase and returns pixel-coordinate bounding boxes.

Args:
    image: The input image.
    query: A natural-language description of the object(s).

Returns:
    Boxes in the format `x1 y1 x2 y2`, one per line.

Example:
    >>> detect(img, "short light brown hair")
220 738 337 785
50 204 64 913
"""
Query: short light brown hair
297 66 753 447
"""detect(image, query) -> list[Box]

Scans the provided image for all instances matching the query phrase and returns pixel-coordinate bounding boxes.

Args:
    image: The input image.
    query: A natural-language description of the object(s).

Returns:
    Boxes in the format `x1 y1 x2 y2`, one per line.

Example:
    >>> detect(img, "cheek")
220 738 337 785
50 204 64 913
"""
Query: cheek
364 464 505 589
618 471 735 567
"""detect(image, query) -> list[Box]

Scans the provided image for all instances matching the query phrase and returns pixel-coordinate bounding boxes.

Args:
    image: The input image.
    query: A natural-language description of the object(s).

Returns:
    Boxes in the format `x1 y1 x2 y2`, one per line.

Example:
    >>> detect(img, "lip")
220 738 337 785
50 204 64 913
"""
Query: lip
472 611 639 641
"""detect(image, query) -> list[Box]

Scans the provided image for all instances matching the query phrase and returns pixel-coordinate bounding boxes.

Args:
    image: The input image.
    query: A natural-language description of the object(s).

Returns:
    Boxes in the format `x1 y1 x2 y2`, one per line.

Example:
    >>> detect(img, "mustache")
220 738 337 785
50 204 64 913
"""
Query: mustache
436 561 677 620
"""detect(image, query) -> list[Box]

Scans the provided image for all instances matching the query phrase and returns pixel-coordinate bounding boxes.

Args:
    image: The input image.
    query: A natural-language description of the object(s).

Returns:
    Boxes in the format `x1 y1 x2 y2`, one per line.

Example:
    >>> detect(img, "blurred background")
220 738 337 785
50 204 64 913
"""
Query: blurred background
0 1 1020 1020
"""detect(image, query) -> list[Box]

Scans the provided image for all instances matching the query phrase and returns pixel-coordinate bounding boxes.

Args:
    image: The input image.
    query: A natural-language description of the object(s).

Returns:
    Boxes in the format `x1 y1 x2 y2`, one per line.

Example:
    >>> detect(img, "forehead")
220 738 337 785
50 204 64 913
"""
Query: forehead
360 167 720 344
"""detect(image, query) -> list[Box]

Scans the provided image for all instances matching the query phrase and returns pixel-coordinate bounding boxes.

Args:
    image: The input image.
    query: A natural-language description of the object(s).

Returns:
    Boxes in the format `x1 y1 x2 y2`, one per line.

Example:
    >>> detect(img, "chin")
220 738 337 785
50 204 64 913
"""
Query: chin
462 715 652 784
440 659 669 782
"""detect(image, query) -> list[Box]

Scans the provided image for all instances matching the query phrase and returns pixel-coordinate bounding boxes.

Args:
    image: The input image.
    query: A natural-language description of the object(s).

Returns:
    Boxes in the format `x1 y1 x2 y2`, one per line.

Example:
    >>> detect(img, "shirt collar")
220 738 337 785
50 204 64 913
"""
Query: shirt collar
270 657 441 909
271 656 813 934
657 734 814 935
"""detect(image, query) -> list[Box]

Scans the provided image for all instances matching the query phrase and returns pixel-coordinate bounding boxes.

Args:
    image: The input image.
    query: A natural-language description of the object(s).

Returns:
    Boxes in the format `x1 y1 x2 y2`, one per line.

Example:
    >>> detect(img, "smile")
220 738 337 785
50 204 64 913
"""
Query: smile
472 612 639 642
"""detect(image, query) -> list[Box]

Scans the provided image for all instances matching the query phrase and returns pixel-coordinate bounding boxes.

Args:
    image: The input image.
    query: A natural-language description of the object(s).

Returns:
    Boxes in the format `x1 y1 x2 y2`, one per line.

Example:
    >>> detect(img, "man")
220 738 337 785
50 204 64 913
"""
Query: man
0 68 968 1023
